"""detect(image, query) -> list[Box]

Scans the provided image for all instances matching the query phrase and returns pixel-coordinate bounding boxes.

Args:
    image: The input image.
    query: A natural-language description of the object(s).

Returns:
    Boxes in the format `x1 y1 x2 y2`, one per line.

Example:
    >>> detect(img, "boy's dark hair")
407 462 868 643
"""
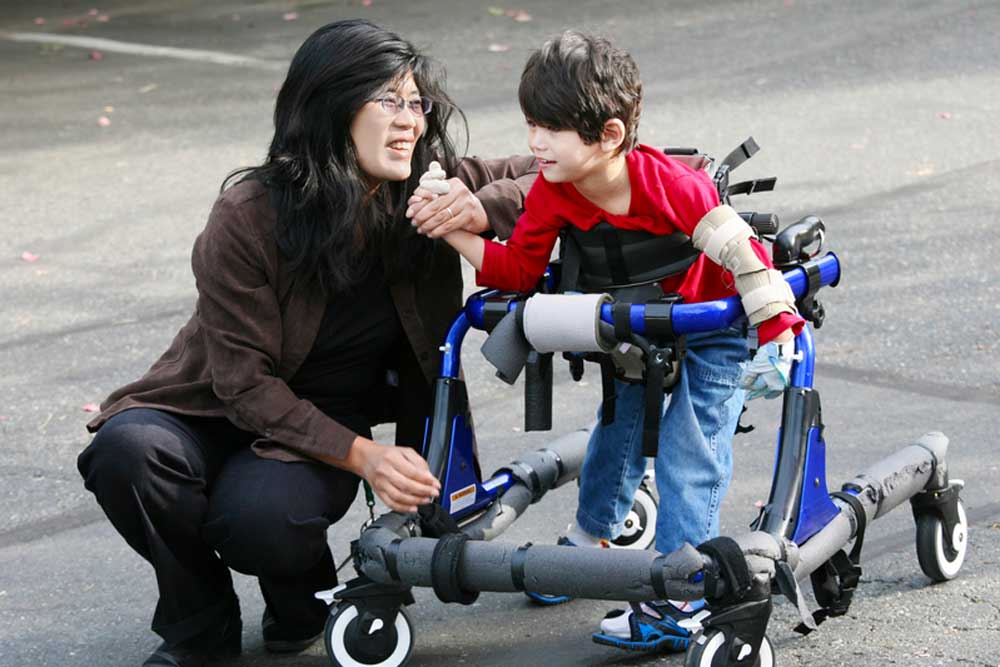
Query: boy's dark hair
518 31 642 154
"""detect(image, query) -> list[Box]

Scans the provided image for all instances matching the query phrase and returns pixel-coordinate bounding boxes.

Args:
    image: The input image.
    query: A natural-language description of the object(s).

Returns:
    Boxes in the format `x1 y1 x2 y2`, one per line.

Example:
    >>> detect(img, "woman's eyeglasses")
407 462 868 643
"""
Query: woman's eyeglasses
372 95 433 117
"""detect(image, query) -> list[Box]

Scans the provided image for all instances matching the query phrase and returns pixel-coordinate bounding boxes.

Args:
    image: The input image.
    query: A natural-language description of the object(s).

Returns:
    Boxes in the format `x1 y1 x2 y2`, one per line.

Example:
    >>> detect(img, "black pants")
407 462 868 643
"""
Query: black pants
77 408 361 644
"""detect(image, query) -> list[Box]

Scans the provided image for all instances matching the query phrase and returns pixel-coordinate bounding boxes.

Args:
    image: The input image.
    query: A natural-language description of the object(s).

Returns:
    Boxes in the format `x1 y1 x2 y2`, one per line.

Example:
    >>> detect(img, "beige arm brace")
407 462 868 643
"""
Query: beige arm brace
692 205 798 326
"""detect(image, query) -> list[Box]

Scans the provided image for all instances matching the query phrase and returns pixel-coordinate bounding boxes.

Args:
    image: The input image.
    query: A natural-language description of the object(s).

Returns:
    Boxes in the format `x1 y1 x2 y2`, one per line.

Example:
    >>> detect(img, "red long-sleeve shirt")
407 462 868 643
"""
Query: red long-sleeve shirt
477 144 803 344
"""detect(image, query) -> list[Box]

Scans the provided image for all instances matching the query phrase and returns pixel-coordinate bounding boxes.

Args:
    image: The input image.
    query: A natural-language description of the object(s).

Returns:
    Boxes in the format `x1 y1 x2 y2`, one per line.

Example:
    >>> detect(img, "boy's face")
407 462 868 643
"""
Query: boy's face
526 121 604 184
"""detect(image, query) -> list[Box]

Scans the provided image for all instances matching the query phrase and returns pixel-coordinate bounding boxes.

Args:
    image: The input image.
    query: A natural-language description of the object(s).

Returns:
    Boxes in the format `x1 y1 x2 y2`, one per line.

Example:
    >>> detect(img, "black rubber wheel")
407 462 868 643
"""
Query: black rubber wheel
324 601 414 667
612 481 657 550
916 499 968 582
685 628 774 667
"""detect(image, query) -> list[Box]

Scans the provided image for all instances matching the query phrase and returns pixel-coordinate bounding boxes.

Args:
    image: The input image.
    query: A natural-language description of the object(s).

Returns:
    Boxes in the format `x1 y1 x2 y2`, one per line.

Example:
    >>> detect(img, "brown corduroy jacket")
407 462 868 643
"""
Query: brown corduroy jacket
86 156 537 462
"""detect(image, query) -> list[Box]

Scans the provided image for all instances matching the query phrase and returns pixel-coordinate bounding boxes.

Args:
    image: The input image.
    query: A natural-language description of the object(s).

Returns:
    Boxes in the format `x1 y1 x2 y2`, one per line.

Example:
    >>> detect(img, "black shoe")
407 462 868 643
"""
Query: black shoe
144 604 242 666
261 606 325 654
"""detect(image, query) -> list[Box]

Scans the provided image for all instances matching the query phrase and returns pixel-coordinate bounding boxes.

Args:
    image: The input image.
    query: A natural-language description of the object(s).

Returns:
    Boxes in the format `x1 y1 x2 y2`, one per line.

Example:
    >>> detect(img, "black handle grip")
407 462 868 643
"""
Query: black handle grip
740 212 780 236
524 351 553 432
773 215 825 268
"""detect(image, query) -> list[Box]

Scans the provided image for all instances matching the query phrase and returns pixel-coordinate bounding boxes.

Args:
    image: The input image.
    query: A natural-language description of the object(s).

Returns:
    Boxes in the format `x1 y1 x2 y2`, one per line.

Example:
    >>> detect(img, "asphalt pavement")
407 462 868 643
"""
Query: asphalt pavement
1 1 998 665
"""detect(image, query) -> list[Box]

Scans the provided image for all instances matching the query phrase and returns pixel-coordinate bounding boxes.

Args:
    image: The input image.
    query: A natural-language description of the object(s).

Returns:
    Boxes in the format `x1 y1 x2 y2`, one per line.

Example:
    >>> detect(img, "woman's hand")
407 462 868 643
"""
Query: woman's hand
406 178 489 238
348 437 441 513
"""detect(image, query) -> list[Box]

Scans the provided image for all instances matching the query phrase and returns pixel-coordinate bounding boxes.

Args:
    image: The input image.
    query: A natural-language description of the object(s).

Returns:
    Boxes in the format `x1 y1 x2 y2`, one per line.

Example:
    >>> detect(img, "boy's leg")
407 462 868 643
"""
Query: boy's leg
575 381 650 541
595 328 747 653
653 328 747 554
525 382 646 605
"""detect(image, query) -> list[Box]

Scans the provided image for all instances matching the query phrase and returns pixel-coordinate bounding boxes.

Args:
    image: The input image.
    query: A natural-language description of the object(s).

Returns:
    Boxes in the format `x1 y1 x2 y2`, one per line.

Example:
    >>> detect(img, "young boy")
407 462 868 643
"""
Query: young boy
414 31 803 653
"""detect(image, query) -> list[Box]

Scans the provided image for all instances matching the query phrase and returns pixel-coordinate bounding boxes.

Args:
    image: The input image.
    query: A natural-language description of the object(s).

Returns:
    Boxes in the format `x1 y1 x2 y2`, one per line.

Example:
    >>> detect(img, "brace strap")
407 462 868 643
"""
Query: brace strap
793 491 868 635
696 536 752 606
740 269 797 325
430 532 479 605
695 207 754 267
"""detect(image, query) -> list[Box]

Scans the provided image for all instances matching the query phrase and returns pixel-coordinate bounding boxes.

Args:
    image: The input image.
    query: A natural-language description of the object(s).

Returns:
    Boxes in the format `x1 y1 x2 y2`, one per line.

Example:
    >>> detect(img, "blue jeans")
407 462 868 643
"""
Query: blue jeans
576 328 747 554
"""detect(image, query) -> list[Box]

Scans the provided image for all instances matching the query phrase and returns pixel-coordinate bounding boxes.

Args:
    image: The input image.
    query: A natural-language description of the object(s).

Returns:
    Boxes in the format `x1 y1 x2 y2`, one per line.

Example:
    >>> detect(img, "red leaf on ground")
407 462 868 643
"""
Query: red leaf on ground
33 17 46 25
0 416 9 422
82 403 101 413
98 116 111 127
512 10 532 21
936 111 953 120
98 14 110 23
362 0 373 5
88 8 99 16
21 251 40 263
89 50 103 60
283 12 299 21
488 43 511 53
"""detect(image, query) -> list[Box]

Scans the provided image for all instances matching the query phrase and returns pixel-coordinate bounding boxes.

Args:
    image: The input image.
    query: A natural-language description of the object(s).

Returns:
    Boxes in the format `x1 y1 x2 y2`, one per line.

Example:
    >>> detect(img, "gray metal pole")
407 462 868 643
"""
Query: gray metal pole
354 432 947 605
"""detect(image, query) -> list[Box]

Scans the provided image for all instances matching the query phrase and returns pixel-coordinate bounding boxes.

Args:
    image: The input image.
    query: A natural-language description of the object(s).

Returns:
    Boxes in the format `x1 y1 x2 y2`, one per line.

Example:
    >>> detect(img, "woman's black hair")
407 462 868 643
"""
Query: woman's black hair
225 19 466 294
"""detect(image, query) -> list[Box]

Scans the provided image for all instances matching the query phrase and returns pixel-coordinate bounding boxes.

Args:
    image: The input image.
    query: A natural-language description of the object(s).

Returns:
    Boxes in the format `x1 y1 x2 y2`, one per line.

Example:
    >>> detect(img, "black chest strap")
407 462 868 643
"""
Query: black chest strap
558 222 700 293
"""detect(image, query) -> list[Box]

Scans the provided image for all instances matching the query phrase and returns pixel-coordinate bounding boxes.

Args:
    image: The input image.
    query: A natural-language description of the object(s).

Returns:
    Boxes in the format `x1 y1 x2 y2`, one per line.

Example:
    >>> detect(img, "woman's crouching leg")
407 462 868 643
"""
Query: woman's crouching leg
77 408 244 644
204 447 360 634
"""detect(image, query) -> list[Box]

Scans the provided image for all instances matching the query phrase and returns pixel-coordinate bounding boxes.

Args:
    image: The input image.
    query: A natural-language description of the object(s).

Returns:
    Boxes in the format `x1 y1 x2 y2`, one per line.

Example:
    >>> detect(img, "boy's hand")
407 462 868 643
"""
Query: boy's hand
406 162 489 237
741 340 797 400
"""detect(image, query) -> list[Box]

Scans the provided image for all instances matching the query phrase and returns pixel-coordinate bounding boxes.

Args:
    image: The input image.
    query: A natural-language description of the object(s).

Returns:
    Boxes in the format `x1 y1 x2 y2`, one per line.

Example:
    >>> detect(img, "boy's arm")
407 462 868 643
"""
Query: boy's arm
668 173 803 345
441 229 486 271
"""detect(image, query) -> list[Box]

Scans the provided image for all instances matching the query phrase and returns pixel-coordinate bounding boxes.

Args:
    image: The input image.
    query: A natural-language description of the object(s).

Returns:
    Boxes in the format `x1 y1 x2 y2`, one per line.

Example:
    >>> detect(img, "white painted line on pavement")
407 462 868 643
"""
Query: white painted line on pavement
0 30 285 70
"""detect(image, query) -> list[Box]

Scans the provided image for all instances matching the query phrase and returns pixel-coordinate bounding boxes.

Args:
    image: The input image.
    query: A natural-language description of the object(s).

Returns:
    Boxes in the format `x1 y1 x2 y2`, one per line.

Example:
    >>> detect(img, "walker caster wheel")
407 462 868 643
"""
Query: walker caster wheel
916 497 968 582
612 480 657 550
325 600 414 667
685 628 774 667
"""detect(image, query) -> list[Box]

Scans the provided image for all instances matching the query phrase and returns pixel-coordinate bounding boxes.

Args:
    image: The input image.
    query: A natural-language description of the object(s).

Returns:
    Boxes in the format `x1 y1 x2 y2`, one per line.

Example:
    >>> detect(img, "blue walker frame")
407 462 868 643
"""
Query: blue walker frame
422 252 844 548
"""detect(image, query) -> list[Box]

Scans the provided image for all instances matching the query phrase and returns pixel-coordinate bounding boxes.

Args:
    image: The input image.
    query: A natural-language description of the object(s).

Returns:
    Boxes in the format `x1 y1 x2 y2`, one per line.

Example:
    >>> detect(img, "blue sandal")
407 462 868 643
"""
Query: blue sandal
592 599 709 653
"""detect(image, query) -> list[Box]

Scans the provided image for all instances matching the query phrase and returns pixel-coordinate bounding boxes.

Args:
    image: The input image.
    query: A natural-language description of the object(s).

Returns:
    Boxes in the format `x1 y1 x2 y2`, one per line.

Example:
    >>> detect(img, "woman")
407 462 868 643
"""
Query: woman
77 19 535 667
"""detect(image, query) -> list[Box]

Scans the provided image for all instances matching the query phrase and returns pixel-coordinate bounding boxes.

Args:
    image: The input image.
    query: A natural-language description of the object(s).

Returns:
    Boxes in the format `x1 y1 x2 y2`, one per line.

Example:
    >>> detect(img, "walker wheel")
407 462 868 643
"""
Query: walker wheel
685 628 774 667
916 498 968 582
325 600 414 667
612 480 657 550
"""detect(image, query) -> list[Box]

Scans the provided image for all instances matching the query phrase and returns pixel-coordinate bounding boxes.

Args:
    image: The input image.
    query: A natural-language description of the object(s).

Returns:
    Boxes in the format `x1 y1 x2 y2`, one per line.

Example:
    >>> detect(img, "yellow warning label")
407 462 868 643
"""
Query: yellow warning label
449 484 477 512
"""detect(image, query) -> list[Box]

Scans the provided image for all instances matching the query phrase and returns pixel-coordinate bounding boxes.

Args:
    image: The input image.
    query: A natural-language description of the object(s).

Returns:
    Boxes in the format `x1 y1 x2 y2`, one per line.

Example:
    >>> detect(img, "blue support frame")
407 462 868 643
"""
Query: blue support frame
431 254 843 543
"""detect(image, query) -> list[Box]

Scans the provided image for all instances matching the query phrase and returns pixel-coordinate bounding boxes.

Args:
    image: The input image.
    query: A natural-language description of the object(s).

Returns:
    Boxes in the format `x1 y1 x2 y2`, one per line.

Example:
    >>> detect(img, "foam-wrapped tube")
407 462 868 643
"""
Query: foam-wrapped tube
522 293 613 353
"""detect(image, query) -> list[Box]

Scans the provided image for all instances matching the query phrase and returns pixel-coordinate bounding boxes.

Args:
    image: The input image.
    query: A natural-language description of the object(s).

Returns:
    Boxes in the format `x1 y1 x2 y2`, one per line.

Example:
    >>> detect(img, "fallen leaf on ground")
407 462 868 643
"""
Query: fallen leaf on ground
139 83 158 93
98 116 111 127
104 105 114 113
98 14 109 23
362 0 373 5
488 43 511 52
512 10 532 21
21 251 40 263
33 17 46 25
88 8 99 16
82 403 101 413
487 6 504 15
283 12 299 21
89 50 103 60
0 416 9 422
936 111 953 120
